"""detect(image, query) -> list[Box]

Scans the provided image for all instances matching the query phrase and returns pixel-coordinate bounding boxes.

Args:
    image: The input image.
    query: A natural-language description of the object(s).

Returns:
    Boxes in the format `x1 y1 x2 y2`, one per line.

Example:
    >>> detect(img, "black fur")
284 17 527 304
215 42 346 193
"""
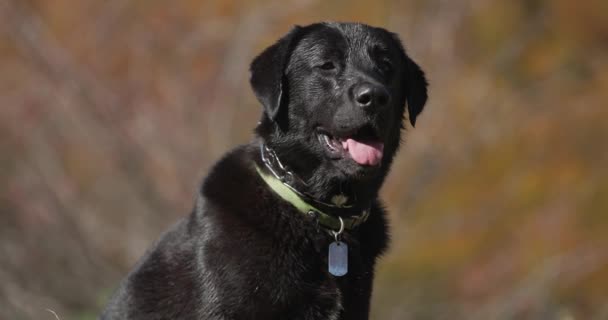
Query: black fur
101 22 427 320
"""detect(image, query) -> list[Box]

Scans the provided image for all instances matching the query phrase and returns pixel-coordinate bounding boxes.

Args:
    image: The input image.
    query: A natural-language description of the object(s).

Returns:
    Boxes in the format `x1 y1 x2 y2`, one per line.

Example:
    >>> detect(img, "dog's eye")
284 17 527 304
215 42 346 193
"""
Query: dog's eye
379 59 393 73
318 61 336 71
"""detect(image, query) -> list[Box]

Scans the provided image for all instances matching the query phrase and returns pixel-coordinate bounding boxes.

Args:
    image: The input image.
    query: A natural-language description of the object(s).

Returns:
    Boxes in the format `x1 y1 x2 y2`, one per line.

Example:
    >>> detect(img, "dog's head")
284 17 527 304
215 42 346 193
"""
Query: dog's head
251 22 427 204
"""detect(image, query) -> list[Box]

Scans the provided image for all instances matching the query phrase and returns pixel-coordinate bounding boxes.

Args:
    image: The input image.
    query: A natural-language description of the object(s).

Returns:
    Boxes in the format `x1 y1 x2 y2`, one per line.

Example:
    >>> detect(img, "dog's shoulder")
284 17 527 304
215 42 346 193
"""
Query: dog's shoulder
102 145 266 319
101 219 199 320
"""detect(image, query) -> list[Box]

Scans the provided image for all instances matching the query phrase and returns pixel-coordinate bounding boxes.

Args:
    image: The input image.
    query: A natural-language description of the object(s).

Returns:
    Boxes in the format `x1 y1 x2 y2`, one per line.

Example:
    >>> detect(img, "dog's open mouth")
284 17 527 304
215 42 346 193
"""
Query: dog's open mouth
317 126 384 166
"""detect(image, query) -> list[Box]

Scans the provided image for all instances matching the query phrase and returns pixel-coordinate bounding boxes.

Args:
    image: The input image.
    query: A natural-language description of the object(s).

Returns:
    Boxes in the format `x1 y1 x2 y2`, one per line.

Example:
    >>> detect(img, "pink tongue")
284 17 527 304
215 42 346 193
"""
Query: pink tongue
342 139 384 166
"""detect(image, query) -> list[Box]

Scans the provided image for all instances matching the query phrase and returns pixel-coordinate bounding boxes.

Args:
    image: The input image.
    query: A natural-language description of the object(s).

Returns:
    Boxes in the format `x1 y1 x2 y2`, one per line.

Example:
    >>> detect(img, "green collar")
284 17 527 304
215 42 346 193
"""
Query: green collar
255 164 370 232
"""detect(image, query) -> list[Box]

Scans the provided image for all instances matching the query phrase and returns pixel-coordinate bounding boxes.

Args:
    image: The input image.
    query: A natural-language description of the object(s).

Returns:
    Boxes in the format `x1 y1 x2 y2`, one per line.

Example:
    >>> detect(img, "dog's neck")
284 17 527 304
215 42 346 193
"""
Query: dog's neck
255 141 382 217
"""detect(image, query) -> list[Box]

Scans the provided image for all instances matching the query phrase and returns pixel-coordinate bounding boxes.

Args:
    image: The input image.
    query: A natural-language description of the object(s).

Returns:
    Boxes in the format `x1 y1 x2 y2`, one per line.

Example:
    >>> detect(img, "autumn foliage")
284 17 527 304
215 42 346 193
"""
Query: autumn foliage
1 0 607 319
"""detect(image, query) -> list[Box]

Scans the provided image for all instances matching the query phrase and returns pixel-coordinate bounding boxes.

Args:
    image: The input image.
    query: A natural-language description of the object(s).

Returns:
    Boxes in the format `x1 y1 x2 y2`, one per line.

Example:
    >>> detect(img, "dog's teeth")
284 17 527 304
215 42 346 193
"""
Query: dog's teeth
341 140 349 150
323 134 336 150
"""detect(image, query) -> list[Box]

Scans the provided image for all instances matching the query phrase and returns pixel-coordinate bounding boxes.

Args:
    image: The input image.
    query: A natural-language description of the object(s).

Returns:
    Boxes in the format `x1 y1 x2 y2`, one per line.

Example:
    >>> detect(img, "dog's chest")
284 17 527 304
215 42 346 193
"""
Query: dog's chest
297 279 343 320
326 287 343 320
302 234 366 320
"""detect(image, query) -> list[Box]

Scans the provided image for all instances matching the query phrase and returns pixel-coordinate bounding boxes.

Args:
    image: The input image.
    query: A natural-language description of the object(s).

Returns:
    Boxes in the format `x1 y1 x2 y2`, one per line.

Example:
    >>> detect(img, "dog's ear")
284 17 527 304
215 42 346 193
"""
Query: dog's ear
391 33 428 127
250 26 302 121
403 55 428 127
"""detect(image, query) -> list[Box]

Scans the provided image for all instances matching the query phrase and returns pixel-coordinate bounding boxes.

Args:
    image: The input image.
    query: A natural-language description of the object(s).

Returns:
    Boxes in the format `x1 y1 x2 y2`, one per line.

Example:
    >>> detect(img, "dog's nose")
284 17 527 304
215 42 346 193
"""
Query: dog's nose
354 83 390 109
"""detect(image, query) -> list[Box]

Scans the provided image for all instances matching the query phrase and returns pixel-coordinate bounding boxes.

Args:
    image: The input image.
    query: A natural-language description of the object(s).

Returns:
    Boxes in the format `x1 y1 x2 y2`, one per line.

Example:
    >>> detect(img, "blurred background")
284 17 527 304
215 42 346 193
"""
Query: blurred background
1 0 607 319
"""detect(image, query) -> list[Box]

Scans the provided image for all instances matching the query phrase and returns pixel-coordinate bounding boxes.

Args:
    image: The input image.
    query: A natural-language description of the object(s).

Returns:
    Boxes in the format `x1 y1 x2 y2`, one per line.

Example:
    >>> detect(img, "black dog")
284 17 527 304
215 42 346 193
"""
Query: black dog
100 22 427 320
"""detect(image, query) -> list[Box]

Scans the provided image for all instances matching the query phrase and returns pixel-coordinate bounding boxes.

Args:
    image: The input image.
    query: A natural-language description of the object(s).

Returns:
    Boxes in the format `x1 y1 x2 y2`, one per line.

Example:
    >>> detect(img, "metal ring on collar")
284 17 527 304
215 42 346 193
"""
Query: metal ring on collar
332 217 345 241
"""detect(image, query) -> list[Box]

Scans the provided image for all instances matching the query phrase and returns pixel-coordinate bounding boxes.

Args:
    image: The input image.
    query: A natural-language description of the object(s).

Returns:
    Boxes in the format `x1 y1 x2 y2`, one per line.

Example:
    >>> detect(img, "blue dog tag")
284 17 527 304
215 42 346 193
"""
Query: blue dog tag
328 241 348 276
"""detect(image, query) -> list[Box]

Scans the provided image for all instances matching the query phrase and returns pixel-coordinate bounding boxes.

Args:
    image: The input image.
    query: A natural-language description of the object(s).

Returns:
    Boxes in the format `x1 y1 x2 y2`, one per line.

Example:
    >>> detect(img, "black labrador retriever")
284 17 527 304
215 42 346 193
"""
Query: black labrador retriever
101 22 428 320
